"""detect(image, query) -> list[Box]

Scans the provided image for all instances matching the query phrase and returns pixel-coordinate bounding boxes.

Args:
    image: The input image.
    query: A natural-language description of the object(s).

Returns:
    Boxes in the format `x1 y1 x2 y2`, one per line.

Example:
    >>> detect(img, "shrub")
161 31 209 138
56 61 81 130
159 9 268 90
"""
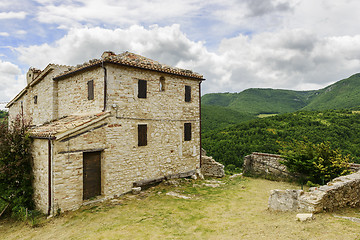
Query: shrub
279 140 351 184
0 115 34 218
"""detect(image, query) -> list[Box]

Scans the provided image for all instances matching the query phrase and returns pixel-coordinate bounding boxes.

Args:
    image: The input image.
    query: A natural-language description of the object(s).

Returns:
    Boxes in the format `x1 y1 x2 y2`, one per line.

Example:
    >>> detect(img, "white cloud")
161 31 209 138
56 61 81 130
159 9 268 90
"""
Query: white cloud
0 32 9 37
15 30 27 35
0 11 27 20
35 0 207 28
14 25 360 97
16 25 206 68
0 60 25 102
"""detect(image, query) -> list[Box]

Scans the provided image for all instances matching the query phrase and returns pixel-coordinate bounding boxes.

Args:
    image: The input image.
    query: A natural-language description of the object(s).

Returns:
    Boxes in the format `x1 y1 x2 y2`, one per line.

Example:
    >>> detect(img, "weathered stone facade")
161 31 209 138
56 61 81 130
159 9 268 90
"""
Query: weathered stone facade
7 51 204 214
269 170 360 213
243 152 296 181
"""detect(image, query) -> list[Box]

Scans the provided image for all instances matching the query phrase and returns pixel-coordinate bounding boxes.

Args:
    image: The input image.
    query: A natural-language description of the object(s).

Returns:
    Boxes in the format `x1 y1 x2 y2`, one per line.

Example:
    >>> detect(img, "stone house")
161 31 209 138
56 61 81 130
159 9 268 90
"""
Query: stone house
6 51 204 214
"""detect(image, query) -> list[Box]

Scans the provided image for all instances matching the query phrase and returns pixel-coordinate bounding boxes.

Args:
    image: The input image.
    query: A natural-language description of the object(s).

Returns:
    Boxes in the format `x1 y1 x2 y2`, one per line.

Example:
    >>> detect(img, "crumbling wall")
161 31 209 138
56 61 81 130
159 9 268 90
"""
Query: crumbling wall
269 170 360 213
243 152 296 181
201 149 225 178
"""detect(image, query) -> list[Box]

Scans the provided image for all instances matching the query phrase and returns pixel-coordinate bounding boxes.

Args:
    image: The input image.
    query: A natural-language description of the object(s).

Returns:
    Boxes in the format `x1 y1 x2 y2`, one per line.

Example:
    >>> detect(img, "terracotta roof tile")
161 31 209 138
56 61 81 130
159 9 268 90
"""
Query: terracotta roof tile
55 51 204 80
30 112 109 138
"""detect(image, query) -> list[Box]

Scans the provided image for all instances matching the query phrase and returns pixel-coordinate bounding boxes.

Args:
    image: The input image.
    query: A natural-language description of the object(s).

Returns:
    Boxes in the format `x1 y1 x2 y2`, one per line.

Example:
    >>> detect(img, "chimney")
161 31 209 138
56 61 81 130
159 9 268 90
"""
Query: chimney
26 68 41 84
101 51 116 59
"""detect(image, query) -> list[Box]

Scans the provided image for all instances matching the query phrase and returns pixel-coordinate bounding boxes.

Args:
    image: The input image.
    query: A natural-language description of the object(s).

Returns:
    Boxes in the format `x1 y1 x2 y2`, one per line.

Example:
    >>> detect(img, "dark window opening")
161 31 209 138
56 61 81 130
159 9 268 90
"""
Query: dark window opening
184 123 191 141
87 80 94 100
185 85 191 102
160 77 165 92
138 80 147 98
34 95 38 104
138 124 147 146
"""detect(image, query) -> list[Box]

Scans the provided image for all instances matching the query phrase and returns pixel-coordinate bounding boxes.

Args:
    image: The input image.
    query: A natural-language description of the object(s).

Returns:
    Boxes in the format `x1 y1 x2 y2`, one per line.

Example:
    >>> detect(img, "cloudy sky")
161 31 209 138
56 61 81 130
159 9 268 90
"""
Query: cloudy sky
1 0 360 109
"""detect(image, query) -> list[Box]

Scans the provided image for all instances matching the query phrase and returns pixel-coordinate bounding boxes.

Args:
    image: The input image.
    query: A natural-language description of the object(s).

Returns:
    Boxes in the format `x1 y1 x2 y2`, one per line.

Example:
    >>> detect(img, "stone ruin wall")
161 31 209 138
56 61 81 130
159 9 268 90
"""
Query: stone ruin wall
243 152 360 213
242 152 296 181
269 170 360 213
200 149 225 178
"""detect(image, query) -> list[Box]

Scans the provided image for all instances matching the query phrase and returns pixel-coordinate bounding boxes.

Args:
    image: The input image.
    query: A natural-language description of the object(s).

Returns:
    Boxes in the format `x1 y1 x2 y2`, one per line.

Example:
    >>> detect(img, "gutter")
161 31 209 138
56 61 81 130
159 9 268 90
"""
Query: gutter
102 61 107 112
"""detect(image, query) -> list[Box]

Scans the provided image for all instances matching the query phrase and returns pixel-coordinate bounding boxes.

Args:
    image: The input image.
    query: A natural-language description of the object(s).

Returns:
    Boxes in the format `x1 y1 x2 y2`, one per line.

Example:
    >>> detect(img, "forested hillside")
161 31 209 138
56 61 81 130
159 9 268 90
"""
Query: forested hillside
303 73 360 111
202 89 316 115
201 105 254 133
202 110 360 169
201 73 360 132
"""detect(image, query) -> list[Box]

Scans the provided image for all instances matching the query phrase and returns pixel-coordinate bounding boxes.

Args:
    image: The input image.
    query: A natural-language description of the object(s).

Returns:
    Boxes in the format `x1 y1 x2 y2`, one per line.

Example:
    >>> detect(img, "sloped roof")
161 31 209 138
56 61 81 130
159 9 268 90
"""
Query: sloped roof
6 64 70 108
30 111 110 139
54 51 204 80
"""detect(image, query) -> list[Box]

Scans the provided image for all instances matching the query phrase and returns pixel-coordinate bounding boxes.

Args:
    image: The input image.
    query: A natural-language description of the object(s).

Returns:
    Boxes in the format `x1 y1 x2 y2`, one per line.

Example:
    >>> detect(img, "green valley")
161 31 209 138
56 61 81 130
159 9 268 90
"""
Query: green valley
202 110 360 170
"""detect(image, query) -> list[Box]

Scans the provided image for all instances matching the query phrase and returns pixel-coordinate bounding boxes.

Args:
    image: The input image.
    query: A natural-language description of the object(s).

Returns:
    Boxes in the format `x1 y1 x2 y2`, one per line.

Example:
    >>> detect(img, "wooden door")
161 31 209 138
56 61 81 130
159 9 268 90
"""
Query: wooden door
83 151 101 200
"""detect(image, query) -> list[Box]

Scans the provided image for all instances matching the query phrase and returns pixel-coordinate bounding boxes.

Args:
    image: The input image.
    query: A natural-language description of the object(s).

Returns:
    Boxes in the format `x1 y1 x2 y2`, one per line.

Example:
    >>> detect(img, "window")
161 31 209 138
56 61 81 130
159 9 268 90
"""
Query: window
184 123 191 141
138 80 147 98
138 124 147 146
87 80 94 100
160 77 165 92
34 95 38 104
185 85 191 102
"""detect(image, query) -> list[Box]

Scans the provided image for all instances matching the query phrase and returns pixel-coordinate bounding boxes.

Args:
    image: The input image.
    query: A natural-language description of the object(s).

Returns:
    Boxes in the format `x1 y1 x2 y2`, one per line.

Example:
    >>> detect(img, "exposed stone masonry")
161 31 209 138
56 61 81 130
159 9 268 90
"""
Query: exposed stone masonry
243 152 296 181
269 170 360 213
200 149 225 178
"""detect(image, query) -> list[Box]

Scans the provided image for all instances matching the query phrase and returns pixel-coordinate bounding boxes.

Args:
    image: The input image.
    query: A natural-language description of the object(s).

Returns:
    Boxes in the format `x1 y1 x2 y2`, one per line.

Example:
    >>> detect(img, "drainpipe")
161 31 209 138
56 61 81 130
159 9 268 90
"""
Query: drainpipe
199 81 202 168
47 138 52 215
102 61 107 112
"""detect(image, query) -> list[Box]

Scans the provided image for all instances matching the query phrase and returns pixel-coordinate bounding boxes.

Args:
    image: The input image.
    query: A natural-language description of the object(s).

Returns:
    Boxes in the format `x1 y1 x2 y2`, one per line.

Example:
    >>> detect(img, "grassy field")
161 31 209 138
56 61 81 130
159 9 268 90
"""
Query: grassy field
1 176 359 240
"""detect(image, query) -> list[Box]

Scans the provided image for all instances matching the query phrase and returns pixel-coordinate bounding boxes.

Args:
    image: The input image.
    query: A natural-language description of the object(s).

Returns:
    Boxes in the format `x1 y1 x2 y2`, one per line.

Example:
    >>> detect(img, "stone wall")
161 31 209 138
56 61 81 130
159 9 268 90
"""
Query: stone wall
269 170 360 213
28 62 202 213
200 149 224 178
8 65 69 126
243 152 296 181
32 139 50 213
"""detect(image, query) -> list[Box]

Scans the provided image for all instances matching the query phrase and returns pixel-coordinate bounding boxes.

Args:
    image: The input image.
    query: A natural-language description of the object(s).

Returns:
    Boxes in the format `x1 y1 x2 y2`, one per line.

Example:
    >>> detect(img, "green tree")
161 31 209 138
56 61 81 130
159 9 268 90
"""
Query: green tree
0 115 34 218
279 140 351 184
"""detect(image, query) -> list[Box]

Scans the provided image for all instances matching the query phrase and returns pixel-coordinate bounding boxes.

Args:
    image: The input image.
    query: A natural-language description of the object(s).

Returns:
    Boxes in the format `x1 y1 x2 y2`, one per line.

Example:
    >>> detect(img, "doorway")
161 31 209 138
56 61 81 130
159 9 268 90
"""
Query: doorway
83 151 101 200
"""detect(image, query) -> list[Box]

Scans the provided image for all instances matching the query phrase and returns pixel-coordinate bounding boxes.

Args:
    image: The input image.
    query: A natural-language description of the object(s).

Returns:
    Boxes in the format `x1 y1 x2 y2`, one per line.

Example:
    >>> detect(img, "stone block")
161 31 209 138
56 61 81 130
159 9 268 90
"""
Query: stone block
296 213 314 222
132 187 141 195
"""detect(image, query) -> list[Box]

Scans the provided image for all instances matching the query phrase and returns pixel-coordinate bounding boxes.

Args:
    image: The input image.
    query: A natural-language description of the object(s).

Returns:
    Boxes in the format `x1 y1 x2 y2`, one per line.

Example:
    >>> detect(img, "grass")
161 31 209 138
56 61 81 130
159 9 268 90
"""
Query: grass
257 114 278 118
1 177 359 239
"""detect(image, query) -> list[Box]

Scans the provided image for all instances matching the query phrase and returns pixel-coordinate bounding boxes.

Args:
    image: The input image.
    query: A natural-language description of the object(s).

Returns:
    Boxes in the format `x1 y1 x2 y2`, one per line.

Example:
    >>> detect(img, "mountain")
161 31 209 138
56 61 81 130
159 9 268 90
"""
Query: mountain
201 73 360 131
202 89 316 115
303 73 360 111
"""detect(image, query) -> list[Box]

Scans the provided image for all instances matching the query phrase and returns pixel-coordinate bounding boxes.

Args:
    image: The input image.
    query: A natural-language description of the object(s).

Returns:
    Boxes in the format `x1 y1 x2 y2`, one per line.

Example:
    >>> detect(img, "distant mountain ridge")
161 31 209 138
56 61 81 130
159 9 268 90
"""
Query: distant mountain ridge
201 73 360 131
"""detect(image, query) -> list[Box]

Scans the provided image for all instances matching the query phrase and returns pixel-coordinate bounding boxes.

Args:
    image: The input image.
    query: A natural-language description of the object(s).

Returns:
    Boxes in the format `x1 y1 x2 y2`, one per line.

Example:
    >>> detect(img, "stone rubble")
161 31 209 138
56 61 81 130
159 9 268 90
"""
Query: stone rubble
333 215 360 223
200 149 225 178
132 187 141 195
296 213 314 222
230 173 243 179
269 170 360 213
166 191 191 199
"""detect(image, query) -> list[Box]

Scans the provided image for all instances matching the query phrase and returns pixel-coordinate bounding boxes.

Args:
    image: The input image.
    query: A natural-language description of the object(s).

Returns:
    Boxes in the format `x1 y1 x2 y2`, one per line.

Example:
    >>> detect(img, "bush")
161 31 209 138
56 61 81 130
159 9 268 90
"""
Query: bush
279 140 351 184
0 115 34 218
